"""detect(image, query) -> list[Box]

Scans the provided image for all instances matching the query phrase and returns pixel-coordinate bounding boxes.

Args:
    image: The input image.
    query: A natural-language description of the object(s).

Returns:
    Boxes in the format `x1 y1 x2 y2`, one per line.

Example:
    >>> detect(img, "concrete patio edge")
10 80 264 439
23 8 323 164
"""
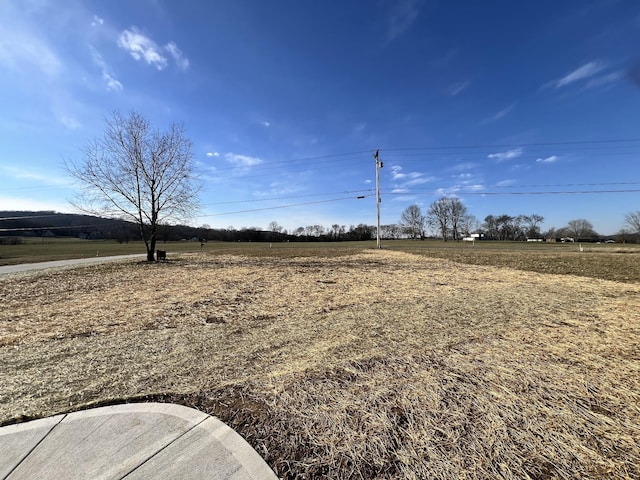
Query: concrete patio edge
0 403 277 480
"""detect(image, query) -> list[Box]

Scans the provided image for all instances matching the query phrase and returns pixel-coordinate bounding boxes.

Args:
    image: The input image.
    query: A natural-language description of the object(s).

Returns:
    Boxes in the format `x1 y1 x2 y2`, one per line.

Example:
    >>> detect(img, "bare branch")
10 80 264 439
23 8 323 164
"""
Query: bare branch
66 111 200 261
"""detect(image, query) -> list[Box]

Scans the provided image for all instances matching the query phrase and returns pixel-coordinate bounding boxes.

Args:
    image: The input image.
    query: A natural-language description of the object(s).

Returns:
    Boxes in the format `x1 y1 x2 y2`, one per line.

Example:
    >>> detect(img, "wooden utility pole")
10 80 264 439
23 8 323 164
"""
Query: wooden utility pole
375 150 383 249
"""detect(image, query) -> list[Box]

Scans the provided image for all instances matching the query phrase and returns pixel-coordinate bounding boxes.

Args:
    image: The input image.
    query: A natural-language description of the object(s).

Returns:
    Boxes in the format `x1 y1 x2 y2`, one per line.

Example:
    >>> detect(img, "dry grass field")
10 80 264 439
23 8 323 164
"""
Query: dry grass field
1 246 639 478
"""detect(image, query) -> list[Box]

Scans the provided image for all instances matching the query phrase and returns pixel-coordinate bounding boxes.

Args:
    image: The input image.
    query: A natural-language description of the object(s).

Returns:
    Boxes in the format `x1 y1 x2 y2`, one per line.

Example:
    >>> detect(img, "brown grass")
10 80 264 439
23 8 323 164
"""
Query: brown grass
1 249 639 478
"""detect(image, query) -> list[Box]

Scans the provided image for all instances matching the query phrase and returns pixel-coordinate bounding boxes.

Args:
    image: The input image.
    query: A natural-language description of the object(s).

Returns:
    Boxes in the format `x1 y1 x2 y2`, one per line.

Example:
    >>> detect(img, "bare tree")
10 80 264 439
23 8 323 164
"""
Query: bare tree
400 204 426 239
268 220 283 233
483 215 499 240
523 214 544 238
426 198 450 240
624 211 640 240
565 219 597 240
67 111 200 261
446 197 467 241
458 214 479 238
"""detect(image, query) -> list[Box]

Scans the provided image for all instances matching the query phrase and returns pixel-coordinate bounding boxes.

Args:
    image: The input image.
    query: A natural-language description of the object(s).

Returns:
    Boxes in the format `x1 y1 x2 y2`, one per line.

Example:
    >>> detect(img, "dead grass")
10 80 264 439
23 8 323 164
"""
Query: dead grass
1 250 639 478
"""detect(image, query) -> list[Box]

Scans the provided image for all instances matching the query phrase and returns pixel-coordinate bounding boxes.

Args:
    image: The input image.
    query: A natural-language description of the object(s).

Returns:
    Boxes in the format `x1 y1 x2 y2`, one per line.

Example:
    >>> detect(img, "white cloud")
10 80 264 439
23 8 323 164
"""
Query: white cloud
482 103 515 124
584 71 622 89
90 47 123 92
91 15 104 27
496 179 517 187
448 80 470 96
103 73 123 91
390 164 434 188
547 61 606 89
206 152 220 157
435 186 461 196
0 27 62 78
405 175 435 186
118 28 168 70
165 41 189 70
386 0 421 40
390 165 406 180
536 155 558 164
453 173 473 180
1 166 72 186
448 162 479 172
260 121 271 127
117 28 189 71
364 179 372 184
488 147 523 162
59 115 81 129
224 152 263 167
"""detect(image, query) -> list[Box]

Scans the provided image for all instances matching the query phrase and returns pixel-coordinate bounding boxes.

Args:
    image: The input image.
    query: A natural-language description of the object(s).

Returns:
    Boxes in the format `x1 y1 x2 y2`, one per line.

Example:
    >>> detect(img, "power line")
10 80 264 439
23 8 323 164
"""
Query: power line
199 194 374 217
381 138 640 152
385 188 640 196
392 181 640 193
200 189 376 206
202 150 374 174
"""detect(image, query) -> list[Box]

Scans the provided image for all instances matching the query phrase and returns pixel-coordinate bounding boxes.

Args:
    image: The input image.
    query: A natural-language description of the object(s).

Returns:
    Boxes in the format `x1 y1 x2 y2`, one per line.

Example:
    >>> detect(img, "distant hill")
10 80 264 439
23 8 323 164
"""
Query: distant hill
0 211 139 241
0 211 312 243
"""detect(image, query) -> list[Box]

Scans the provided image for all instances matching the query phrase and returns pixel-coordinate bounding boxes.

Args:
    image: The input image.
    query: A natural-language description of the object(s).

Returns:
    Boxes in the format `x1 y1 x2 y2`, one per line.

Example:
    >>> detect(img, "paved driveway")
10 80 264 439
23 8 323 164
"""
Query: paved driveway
0 254 146 276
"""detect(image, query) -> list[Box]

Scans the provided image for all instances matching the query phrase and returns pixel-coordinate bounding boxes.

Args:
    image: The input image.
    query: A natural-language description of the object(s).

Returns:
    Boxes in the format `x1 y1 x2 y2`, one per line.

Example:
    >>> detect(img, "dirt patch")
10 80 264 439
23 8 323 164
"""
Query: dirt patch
1 250 639 478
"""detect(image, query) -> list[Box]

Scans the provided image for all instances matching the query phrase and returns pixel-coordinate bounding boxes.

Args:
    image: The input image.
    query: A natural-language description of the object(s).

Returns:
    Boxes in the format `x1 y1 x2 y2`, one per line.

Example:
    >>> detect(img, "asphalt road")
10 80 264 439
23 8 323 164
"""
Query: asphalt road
0 254 146 276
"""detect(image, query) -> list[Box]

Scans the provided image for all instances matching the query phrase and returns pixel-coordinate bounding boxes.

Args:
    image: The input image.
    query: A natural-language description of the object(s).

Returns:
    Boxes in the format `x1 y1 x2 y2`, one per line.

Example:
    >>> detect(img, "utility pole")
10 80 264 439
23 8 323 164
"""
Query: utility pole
375 149 383 249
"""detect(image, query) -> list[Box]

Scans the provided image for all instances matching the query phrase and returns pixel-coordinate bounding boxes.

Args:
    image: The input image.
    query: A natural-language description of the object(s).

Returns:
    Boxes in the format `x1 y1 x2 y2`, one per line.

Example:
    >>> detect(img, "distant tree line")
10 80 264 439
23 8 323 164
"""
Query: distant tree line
3 206 640 244
0 212 377 243
395 198 640 243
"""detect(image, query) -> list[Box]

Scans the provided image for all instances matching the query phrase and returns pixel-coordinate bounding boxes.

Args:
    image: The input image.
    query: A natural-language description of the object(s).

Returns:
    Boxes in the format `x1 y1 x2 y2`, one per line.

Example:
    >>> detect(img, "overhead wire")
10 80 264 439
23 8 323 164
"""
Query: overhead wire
4 137 640 226
385 188 640 196
198 194 375 217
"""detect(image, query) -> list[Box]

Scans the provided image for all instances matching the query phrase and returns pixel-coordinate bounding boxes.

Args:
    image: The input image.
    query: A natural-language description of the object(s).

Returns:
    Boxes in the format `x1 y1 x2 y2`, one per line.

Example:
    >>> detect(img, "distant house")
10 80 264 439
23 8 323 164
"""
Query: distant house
463 233 484 242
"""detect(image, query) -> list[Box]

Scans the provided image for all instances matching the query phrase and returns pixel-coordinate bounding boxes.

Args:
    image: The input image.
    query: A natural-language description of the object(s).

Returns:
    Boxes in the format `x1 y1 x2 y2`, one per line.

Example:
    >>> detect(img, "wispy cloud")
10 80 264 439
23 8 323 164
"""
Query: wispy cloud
536 155 558 164
90 47 123 92
118 27 189 71
224 152 263 167
390 165 406 180
495 179 517 187
165 41 189 70
447 80 470 96
488 147 523 162
91 15 104 27
385 0 422 41
545 61 606 89
206 152 220 158
390 165 427 181
482 103 515 124
448 162 479 172
1 166 71 186
59 115 81 130
390 164 435 187
0 27 62 78
261 121 271 127
118 28 168 69
585 71 622 89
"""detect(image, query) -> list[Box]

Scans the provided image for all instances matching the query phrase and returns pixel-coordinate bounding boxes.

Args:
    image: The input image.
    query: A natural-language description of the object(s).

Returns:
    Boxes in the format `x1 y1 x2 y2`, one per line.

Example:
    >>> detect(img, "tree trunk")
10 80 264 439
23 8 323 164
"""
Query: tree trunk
146 242 155 261
148 236 156 262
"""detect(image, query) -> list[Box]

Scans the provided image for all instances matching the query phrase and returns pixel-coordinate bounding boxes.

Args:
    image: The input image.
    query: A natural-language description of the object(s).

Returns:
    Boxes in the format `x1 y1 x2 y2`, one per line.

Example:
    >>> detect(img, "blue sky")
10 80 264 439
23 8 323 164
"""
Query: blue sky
1 0 640 235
